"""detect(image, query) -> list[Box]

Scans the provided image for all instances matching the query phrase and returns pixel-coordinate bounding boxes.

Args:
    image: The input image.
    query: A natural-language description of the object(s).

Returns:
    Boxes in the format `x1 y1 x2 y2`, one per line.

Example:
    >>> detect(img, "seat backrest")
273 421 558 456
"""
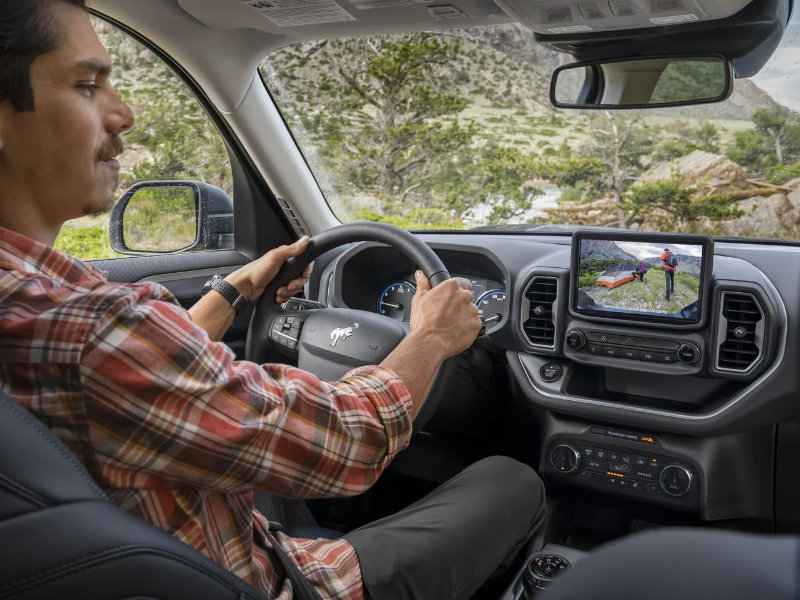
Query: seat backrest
0 390 266 600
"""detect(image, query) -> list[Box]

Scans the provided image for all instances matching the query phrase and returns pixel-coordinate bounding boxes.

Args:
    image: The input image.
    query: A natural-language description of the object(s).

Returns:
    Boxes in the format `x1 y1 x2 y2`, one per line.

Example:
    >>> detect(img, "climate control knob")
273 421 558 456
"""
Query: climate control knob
565 330 586 351
660 464 693 496
550 444 580 474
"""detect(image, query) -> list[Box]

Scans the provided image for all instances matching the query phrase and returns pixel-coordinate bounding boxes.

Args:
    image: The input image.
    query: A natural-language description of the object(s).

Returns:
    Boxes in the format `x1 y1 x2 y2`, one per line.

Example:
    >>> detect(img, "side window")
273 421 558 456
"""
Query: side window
53 17 234 260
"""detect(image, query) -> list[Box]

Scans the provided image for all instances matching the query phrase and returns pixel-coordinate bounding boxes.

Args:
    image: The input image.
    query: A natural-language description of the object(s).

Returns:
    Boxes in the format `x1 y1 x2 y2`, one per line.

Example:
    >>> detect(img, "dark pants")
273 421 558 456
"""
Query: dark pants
546 528 800 600
664 269 675 298
345 456 546 600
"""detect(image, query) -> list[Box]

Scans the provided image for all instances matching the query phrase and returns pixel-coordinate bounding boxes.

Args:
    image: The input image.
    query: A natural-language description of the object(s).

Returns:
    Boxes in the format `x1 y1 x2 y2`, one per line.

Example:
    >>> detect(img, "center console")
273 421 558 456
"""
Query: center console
500 544 586 599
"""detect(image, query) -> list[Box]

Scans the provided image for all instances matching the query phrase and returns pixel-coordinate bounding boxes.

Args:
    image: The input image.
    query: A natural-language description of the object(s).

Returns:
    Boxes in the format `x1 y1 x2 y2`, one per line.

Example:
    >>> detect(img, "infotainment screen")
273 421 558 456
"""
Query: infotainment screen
571 231 713 326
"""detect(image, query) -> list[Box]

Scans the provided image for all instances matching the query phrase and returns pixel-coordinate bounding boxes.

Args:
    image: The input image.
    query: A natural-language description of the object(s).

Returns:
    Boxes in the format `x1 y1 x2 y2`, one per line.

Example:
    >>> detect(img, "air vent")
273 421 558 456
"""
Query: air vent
716 292 764 372
276 196 310 238
522 276 558 348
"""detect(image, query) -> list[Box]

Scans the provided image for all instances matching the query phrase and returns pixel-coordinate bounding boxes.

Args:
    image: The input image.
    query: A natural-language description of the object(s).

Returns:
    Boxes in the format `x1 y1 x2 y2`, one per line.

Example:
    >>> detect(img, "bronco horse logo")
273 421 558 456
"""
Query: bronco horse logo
330 326 354 347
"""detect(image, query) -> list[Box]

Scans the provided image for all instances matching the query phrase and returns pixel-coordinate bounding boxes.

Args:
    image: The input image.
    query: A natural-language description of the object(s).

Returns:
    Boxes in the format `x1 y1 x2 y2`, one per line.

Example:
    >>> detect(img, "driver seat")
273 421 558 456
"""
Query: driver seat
0 389 266 599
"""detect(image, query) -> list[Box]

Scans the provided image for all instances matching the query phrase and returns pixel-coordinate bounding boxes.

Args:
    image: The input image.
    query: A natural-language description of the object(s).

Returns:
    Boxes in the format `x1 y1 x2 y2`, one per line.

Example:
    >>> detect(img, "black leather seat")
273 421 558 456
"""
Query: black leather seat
0 390 266 600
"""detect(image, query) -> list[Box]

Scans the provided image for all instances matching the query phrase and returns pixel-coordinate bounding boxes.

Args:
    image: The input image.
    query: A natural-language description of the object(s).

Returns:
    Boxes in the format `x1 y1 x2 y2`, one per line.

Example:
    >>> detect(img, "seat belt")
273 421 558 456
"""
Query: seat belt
256 522 324 600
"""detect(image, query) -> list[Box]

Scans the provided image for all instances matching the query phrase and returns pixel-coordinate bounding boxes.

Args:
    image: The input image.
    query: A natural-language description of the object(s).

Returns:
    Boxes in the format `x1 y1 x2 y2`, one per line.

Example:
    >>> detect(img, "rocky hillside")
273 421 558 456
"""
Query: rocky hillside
639 150 800 238
580 240 638 261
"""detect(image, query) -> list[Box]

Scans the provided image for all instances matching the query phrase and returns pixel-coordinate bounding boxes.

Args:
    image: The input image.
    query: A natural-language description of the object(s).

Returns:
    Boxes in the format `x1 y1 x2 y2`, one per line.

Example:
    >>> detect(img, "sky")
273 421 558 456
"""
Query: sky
616 242 703 259
751 11 800 112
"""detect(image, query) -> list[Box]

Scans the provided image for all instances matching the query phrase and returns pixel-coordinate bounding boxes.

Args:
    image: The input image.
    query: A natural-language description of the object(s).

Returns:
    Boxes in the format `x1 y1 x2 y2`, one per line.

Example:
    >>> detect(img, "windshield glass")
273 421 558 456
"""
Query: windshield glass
260 17 800 238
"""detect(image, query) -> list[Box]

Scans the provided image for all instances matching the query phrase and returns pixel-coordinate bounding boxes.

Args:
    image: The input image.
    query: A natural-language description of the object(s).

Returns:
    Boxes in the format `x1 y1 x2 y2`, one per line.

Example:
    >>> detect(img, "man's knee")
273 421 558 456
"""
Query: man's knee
467 456 546 526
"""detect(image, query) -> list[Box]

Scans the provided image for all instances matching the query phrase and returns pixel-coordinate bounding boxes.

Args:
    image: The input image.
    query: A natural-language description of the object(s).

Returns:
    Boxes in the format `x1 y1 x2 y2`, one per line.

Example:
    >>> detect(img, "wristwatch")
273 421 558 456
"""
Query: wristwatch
201 274 247 315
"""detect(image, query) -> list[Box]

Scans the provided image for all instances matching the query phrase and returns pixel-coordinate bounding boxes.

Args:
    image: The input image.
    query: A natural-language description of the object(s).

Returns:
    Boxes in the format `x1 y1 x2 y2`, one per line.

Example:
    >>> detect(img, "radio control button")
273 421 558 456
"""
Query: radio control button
678 343 700 364
603 346 620 358
622 349 639 359
565 330 586 350
661 353 678 363
639 351 660 362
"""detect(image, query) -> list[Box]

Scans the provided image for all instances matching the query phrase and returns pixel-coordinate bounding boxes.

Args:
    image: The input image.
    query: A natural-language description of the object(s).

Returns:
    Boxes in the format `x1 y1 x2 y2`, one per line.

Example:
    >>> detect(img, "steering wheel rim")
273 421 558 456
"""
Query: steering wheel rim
246 222 451 427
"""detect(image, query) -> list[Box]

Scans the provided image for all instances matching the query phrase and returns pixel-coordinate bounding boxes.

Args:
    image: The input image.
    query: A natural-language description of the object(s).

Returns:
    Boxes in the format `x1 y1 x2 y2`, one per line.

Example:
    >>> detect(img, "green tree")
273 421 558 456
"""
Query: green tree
653 119 720 161
579 112 655 227
728 108 800 175
621 172 741 231
270 34 475 218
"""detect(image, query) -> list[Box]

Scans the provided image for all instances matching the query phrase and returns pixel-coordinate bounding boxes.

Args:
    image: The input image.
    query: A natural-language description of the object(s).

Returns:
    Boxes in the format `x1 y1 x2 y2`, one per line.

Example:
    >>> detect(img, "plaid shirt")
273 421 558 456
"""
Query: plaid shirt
0 226 413 599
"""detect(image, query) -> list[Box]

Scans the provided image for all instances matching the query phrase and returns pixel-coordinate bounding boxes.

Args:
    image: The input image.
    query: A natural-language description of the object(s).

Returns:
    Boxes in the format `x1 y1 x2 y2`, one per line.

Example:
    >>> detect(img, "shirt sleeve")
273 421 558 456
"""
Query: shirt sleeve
79 282 413 498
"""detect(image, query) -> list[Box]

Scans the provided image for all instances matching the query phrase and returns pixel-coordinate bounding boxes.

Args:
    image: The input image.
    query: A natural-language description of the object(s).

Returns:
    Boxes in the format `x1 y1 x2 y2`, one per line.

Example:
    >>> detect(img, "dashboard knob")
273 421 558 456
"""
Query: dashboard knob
660 464 693 496
550 444 580 474
565 330 586 351
677 343 700 364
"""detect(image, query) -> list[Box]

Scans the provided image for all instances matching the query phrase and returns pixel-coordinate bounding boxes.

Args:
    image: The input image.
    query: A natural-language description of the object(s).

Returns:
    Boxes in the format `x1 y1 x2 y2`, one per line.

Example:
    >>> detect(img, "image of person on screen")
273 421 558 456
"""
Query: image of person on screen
632 262 648 282
661 248 679 300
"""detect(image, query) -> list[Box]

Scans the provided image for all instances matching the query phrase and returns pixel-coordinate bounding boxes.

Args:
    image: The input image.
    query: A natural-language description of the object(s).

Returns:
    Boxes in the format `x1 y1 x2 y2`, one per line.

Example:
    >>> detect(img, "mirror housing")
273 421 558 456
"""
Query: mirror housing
550 55 733 109
109 181 233 256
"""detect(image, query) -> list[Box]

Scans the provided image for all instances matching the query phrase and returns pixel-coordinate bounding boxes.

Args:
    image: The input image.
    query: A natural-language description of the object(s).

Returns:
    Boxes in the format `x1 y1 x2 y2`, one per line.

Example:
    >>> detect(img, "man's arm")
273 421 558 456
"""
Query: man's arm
381 270 481 419
188 237 312 342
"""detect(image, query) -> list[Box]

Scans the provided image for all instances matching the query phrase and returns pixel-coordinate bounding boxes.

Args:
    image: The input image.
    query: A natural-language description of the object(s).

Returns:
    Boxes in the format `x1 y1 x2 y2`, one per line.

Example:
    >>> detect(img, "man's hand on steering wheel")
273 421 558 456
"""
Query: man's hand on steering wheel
409 271 482 362
228 236 314 304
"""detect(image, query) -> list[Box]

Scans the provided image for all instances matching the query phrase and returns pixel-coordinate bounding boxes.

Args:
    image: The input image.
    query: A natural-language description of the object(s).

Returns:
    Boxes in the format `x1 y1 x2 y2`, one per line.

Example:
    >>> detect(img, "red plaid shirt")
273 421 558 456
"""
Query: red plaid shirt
0 226 413 599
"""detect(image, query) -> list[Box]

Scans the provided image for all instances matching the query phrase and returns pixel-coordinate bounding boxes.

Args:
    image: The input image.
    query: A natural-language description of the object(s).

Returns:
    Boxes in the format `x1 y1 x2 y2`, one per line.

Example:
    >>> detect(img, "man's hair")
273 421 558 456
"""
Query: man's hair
0 0 87 112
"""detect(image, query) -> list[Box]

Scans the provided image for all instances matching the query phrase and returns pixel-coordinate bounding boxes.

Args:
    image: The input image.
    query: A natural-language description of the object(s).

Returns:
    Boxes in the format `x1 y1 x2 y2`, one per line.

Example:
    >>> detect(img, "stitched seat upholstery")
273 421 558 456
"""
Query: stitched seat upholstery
0 390 266 600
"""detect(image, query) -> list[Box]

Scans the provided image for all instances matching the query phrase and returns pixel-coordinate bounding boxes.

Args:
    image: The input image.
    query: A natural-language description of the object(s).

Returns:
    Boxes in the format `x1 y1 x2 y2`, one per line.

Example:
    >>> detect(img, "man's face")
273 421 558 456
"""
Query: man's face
0 2 134 229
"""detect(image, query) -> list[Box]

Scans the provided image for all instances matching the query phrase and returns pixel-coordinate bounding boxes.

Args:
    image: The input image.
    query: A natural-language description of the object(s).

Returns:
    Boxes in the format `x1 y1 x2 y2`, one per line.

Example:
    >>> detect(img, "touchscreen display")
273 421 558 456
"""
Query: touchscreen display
575 236 708 323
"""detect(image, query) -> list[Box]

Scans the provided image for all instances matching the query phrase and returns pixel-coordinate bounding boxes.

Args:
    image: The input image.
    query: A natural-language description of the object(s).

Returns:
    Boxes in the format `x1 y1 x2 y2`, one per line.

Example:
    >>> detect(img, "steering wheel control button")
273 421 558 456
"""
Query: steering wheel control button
660 465 693 496
270 315 303 351
678 343 701 363
539 362 562 382
565 330 586 350
550 444 580 474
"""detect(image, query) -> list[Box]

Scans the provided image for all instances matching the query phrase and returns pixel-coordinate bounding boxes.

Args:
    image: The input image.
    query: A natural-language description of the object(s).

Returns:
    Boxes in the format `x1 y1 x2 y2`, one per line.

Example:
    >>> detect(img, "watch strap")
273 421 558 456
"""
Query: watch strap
203 275 247 315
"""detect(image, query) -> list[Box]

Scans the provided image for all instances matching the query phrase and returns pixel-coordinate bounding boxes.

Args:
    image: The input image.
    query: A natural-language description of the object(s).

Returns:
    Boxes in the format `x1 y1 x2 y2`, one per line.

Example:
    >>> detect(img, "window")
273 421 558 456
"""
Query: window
260 23 800 239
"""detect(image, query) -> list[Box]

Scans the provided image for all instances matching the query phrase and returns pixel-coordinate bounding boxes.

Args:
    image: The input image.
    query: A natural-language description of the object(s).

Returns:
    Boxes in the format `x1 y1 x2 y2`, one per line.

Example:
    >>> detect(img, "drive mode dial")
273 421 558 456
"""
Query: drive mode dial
550 444 580 474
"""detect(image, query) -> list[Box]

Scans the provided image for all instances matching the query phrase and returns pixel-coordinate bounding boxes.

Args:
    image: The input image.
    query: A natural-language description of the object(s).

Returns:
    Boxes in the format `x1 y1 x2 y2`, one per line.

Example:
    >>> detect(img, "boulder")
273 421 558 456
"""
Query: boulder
640 150 750 197
721 188 800 238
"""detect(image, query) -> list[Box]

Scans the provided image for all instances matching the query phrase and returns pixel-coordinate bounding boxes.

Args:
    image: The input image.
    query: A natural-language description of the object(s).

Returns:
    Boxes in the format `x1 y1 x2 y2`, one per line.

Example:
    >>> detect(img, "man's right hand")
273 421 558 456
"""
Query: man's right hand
380 271 482 419
408 271 482 362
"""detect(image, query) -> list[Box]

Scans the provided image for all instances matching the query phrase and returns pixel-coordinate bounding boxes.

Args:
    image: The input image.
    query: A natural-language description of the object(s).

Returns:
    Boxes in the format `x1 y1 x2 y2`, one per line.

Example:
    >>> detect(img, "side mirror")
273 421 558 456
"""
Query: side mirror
109 181 233 255
550 55 733 109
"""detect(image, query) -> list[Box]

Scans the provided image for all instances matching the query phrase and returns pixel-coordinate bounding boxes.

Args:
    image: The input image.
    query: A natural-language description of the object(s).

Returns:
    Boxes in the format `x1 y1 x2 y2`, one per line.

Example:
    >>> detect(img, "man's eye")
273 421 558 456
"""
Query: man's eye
77 82 99 96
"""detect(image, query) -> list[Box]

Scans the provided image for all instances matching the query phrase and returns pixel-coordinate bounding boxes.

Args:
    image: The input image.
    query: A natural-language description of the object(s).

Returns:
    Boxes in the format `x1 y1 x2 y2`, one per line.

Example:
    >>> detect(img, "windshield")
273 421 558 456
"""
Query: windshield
260 17 800 238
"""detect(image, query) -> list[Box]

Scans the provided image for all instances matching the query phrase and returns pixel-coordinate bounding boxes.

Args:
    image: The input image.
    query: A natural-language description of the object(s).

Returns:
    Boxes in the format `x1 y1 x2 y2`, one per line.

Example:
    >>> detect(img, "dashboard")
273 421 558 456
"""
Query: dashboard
313 232 800 522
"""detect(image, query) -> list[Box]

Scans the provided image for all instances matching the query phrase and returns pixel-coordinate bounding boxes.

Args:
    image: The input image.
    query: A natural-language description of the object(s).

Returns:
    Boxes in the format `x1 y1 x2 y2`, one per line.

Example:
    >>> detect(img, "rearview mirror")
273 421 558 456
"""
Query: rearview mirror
109 181 233 255
550 55 733 109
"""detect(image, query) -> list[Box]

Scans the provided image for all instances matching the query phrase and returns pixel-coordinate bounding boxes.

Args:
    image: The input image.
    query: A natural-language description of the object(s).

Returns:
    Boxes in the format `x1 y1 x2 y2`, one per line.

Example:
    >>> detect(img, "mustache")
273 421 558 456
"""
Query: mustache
99 134 125 160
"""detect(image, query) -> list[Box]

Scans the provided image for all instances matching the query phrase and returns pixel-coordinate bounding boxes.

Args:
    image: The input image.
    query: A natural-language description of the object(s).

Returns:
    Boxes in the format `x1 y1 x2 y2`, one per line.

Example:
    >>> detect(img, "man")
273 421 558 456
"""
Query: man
660 248 679 301
0 1 545 599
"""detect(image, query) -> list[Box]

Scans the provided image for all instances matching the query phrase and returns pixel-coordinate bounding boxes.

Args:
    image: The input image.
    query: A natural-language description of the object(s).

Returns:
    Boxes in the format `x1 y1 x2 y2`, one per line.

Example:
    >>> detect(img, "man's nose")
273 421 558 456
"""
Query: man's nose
107 87 135 133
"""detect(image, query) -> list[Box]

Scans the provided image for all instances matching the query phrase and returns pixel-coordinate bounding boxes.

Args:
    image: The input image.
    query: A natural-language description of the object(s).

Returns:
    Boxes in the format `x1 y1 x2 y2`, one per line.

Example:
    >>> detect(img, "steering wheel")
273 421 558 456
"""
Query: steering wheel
246 222 451 429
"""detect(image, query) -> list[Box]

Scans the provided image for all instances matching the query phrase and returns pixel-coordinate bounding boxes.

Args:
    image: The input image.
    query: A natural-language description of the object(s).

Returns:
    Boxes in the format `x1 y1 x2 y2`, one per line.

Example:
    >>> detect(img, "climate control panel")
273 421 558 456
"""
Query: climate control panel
546 439 699 508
